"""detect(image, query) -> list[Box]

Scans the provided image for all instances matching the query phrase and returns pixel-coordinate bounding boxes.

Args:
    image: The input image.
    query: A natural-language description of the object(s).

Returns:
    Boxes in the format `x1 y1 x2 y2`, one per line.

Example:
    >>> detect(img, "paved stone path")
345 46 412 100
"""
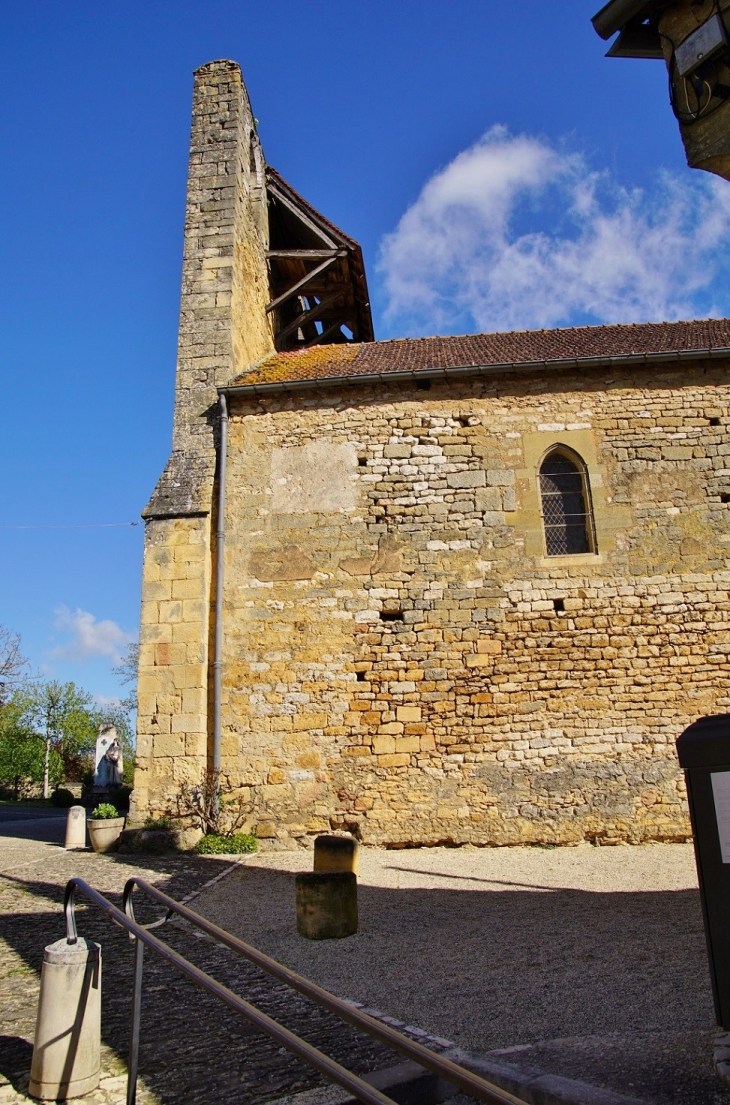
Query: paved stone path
0 818 396 1105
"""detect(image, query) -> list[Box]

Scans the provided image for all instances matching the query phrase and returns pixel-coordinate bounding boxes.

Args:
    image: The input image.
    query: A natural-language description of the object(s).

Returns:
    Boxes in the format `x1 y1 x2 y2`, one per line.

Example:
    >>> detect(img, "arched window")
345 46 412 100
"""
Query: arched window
539 448 595 556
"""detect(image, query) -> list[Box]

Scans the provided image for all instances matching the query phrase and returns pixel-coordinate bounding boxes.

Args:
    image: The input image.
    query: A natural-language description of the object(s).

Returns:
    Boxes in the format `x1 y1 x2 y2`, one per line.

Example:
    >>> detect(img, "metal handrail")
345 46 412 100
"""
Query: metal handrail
64 875 527 1105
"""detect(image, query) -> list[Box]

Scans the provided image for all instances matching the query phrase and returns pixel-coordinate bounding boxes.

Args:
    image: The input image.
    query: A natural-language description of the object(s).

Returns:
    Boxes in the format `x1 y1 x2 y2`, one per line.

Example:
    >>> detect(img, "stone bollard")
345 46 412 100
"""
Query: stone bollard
313 834 359 875
296 872 358 940
64 807 87 850
29 938 101 1100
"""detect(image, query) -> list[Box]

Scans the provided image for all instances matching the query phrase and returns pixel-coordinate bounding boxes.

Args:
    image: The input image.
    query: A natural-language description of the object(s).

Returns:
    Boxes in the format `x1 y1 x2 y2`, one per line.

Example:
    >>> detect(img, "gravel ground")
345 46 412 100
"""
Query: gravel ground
192 843 727 1104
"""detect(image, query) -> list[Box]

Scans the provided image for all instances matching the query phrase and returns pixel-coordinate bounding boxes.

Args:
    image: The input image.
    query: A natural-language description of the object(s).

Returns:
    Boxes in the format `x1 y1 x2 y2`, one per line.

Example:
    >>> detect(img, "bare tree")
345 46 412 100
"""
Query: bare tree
177 770 249 837
0 627 28 706
112 642 139 712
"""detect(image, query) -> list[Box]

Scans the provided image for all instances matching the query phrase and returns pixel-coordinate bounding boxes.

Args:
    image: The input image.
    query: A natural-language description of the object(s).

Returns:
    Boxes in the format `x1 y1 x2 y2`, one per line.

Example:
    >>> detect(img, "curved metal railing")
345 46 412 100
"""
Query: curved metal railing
63 875 527 1105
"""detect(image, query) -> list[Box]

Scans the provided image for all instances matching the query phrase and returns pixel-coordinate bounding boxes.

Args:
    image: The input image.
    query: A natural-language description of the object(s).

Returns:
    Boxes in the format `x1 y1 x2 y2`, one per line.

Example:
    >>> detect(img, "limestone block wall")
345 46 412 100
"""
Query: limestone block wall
210 360 730 847
131 515 212 820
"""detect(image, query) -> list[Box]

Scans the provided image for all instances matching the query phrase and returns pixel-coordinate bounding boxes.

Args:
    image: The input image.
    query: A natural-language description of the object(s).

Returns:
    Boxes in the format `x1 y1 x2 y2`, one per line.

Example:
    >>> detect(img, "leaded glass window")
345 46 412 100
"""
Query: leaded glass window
539 450 594 556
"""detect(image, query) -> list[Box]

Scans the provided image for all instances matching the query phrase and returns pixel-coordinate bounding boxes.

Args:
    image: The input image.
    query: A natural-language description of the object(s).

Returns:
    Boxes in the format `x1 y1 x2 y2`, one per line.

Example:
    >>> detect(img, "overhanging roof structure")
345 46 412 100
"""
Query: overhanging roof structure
265 167 374 352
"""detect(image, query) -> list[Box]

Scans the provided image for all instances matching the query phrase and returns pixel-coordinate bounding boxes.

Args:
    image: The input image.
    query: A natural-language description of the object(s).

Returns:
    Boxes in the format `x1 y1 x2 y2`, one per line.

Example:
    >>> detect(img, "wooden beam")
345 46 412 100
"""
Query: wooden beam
265 253 346 314
307 319 351 347
276 288 346 345
266 249 340 259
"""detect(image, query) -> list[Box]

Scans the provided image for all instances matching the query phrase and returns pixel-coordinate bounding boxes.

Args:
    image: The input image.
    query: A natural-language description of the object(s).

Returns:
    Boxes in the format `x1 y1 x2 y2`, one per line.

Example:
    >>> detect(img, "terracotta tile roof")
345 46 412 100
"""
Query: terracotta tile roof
228 318 730 390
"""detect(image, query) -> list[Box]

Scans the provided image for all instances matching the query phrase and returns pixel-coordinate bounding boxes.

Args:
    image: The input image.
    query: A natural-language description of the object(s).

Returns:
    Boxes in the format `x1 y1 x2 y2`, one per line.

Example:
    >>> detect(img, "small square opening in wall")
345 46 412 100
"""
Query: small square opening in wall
722 494 730 504
415 378 431 391
356 670 367 682
710 418 722 426
553 598 565 612
380 610 404 622
358 456 368 467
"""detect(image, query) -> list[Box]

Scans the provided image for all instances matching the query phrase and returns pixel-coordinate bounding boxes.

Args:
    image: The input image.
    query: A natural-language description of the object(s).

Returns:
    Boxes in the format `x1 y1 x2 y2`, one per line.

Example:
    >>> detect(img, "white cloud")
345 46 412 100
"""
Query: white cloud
52 607 134 665
378 126 730 335
93 693 122 708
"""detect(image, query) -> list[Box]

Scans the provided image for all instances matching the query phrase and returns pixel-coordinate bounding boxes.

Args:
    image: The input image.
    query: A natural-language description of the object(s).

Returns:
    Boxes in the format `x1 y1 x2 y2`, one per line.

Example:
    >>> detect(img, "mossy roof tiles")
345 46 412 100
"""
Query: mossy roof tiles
229 318 730 389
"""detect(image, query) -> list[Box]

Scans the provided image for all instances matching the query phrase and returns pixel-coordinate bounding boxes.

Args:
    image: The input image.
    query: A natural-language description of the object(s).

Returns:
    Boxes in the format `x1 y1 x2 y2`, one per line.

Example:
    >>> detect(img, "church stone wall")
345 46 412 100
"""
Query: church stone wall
205 360 730 847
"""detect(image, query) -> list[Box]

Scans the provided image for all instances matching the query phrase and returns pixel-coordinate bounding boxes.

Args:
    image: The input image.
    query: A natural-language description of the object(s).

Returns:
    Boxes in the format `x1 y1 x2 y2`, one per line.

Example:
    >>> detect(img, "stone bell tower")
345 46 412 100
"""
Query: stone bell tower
147 60 273 519
132 62 275 820
132 61 374 823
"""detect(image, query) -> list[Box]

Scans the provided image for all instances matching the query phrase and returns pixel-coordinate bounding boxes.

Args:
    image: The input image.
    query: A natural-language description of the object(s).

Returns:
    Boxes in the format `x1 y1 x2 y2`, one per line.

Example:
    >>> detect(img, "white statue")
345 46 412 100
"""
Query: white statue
94 724 123 788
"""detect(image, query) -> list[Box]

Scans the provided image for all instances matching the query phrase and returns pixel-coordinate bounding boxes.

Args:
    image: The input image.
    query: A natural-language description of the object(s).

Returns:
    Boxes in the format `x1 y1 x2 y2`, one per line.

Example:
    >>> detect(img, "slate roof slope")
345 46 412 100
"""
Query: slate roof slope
227 318 730 391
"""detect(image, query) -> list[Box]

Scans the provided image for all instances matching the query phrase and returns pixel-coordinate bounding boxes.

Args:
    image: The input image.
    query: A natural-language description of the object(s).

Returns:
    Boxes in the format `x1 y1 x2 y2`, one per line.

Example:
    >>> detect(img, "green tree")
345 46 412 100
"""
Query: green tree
16 682 97 798
0 696 61 799
0 669 136 797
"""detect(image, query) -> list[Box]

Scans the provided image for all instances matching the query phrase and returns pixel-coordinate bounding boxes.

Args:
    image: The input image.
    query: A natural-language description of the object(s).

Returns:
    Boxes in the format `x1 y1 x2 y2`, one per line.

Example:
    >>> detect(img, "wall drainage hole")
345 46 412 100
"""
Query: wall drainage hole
553 598 565 612
380 610 404 622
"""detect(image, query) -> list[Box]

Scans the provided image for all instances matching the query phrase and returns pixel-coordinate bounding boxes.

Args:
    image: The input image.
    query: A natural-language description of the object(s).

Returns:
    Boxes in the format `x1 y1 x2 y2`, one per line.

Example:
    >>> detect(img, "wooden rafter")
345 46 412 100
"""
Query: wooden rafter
275 288 347 346
265 252 346 315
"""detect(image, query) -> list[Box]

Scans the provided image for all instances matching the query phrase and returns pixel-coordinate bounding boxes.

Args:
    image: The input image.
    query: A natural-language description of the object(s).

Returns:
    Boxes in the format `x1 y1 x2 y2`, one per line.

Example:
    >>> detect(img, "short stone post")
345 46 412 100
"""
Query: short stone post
313 834 359 875
29 938 101 1100
64 807 87 850
295 872 358 940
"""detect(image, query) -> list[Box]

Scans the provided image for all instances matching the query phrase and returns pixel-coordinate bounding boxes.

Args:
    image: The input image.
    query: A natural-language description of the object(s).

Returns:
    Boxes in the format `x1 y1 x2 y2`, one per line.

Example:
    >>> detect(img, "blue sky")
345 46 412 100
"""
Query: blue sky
1 1 726 701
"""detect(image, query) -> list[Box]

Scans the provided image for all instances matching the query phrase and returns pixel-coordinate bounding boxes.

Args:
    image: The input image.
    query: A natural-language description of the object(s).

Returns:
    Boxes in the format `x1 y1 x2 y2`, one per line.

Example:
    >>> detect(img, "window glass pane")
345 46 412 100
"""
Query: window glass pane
539 451 591 556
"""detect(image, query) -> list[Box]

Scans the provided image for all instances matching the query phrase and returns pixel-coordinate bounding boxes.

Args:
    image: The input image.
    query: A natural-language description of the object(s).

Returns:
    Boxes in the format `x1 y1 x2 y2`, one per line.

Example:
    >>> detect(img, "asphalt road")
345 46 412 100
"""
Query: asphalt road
0 805 66 842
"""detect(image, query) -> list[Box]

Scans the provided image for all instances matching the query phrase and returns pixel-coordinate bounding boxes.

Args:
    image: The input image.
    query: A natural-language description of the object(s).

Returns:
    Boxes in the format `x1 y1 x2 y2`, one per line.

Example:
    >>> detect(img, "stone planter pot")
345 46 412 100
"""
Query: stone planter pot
87 817 125 854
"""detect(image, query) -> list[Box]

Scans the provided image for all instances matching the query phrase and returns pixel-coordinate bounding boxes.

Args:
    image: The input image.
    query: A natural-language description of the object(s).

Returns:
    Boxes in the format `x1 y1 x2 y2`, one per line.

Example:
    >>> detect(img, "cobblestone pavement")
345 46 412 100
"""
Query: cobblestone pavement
0 824 398 1105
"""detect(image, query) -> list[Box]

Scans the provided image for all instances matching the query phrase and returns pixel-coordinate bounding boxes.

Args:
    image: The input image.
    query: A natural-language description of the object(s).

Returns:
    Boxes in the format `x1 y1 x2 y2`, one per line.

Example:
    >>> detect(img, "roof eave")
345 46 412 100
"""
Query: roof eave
220 346 730 397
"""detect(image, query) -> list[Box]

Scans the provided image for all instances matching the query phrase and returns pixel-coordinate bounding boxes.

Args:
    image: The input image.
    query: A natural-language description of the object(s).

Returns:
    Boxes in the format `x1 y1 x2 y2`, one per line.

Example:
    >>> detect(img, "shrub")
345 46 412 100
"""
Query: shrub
51 788 75 808
90 802 120 820
193 832 257 855
114 785 133 810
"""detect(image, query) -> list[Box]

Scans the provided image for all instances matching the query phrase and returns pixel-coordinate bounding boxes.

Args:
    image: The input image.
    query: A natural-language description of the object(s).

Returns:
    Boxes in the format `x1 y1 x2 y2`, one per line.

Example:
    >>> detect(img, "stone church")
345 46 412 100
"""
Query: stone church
132 59 730 847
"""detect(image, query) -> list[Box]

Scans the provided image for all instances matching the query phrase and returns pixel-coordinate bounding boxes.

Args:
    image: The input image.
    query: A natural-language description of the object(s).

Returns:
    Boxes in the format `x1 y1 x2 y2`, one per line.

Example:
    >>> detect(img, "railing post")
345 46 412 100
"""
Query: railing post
126 937 144 1105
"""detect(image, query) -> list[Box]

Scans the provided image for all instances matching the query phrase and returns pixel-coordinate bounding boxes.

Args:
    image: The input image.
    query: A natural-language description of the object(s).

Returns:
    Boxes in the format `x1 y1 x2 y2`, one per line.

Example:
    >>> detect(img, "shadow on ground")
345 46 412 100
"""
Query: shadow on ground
0 851 722 1105
0 1037 33 1094
0 856 396 1105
